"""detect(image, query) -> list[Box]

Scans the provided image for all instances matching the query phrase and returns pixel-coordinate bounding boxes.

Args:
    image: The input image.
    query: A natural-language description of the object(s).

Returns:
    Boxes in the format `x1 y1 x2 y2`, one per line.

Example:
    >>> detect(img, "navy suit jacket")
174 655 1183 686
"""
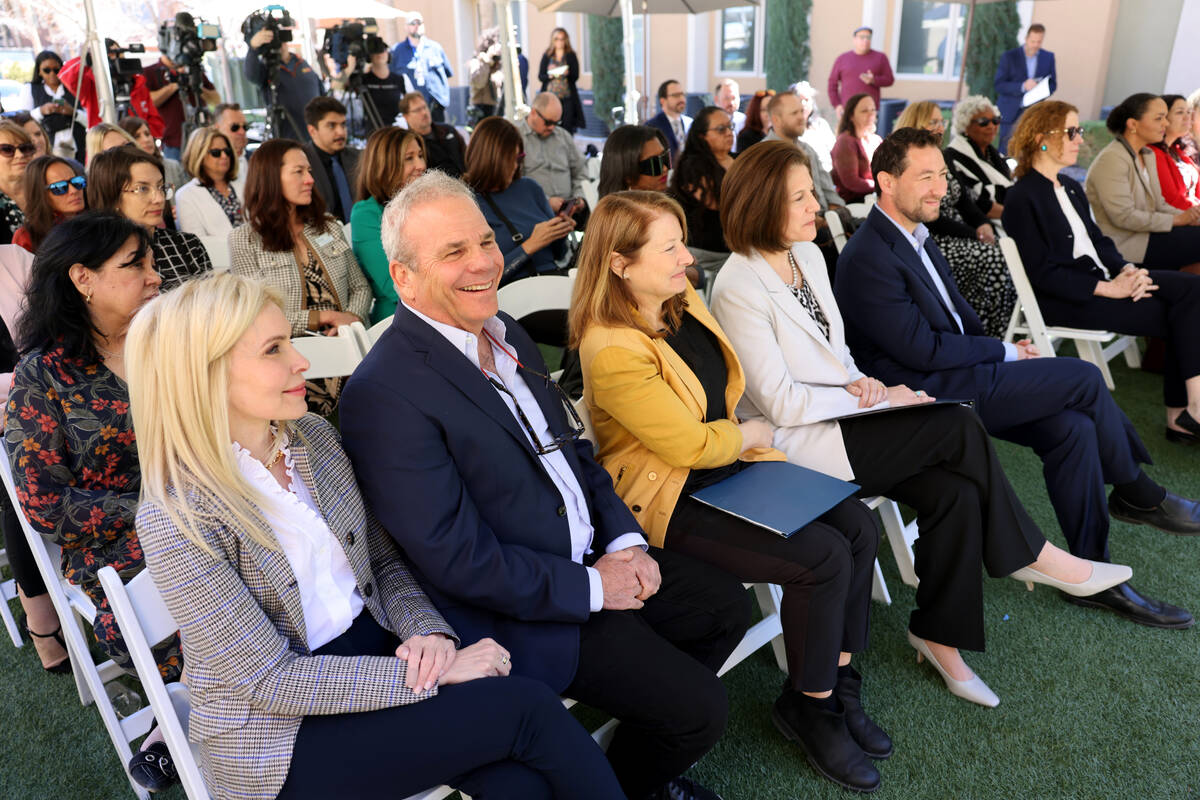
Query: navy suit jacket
339 304 641 692
1002 171 1127 305
994 47 1056 123
833 206 1008 401
646 111 691 164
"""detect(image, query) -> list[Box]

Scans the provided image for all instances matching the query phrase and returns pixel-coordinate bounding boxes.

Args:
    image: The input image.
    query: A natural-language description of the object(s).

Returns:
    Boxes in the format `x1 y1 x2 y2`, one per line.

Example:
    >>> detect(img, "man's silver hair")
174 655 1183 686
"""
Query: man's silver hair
380 171 476 270
952 95 1001 136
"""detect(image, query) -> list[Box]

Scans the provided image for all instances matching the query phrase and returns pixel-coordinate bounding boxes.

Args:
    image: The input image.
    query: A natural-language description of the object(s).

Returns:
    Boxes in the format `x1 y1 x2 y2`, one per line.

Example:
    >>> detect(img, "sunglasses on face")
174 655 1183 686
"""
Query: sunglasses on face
1046 126 1085 141
0 143 35 158
46 176 86 195
226 123 245 133
208 147 233 158
533 108 560 127
638 152 669 176
41 65 61 74
973 116 1002 127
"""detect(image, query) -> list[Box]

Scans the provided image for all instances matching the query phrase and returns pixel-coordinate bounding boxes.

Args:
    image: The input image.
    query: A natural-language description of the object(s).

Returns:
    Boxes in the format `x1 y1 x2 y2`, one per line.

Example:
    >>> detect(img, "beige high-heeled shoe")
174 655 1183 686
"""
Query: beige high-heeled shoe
906 630 999 708
1009 560 1132 596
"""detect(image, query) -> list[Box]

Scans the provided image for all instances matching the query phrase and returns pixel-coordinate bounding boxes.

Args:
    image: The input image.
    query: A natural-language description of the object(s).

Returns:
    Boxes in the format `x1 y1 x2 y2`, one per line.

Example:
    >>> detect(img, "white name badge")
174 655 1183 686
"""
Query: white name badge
313 233 336 247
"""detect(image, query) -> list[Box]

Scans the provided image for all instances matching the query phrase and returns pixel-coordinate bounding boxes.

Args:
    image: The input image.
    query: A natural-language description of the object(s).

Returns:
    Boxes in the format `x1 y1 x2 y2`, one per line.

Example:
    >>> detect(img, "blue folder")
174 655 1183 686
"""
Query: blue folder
691 461 860 538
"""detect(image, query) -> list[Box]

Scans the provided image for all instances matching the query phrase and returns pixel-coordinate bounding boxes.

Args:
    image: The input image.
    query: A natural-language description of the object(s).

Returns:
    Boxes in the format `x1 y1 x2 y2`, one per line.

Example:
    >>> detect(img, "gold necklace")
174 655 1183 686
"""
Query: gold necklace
263 449 284 469
95 343 123 360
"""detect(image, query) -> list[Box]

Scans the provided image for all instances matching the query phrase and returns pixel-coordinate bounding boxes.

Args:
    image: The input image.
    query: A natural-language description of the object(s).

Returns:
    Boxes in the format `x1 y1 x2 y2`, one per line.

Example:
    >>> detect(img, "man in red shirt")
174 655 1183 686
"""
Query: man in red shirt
142 53 220 160
827 26 894 122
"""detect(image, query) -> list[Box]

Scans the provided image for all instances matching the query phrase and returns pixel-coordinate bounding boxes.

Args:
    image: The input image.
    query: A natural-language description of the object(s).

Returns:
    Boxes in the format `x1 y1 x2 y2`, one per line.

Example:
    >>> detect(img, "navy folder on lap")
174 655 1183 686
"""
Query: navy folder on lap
691 461 860 538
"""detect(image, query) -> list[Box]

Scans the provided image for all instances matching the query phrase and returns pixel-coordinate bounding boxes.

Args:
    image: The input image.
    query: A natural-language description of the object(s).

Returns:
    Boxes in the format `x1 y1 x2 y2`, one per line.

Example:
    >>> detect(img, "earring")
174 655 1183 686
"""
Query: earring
623 271 629 280
1040 144 1048 151
85 287 92 304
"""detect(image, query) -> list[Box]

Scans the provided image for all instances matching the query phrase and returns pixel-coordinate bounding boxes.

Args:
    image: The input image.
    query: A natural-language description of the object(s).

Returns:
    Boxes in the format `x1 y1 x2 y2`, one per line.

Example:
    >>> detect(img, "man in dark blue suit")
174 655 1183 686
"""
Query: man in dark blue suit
340 171 749 800
994 23 1056 154
834 128 1200 629
645 79 693 166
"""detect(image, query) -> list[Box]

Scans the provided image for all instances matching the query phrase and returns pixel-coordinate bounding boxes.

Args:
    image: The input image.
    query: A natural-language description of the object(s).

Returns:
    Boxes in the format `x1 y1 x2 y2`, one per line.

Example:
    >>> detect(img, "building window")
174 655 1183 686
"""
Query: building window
720 6 758 73
895 1 966 79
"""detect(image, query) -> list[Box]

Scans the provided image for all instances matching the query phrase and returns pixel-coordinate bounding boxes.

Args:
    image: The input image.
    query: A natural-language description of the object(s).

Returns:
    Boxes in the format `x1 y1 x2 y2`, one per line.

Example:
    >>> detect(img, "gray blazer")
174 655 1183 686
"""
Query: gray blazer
1084 138 1175 263
228 218 372 336
137 414 457 800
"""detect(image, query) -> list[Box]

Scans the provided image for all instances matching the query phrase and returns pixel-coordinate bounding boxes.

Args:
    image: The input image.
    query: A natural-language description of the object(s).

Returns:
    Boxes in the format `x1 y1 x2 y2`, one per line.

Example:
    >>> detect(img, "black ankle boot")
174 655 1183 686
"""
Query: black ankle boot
835 666 893 759
771 686 881 793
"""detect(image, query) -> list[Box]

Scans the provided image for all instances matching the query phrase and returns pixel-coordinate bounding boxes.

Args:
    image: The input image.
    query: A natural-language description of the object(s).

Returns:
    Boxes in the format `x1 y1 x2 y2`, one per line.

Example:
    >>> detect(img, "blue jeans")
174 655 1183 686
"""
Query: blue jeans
162 145 181 161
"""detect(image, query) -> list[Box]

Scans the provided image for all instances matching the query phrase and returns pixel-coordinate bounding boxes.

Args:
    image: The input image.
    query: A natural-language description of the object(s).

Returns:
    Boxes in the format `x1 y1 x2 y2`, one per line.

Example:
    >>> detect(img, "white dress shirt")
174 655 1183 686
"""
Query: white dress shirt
234 433 364 650
404 302 646 611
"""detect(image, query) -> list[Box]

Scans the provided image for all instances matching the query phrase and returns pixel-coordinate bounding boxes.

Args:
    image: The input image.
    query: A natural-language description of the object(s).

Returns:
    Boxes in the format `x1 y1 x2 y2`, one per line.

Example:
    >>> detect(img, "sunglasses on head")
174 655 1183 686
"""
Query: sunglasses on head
1046 126 1085 141
973 116 1002 127
226 123 245 133
208 147 233 158
0 143 36 158
638 152 669 177
46 176 86 195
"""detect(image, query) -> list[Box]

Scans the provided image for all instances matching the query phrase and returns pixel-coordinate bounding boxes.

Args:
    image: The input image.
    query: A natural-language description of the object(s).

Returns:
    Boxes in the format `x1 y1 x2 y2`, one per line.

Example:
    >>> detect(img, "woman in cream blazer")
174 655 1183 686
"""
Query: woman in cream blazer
573 189 887 794
712 141 1129 710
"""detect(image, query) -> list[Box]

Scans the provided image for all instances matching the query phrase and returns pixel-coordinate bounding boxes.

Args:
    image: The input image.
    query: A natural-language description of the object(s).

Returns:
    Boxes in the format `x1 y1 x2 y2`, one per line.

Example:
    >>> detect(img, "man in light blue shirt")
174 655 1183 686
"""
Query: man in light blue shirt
390 12 454 122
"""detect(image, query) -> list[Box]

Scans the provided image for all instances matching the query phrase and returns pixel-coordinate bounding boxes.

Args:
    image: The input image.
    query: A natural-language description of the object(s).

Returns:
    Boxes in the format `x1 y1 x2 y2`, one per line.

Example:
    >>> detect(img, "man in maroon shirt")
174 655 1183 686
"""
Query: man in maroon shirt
142 54 221 160
827 26 894 122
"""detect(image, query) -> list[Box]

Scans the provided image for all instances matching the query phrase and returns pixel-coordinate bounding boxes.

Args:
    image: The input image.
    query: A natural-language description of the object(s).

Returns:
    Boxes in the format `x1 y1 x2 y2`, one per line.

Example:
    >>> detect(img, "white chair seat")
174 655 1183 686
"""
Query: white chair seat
292 324 365 380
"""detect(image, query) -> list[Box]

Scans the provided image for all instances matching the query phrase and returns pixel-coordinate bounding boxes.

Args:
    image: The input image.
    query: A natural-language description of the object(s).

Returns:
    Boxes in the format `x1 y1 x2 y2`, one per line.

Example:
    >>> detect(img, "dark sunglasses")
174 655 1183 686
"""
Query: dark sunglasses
208 147 234 158
226 123 245 133
46 176 86 195
533 108 560 128
638 152 669 177
485 369 585 455
972 116 1002 127
41 65 61 74
0 143 36 158
1046 126 1085 142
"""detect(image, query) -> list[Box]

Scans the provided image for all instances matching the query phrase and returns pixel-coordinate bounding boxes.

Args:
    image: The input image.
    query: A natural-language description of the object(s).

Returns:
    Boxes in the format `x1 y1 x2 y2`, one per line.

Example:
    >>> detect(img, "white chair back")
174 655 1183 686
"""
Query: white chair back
292 325 364 380
825 211 847 253
197 236 231 272
496 275 575 321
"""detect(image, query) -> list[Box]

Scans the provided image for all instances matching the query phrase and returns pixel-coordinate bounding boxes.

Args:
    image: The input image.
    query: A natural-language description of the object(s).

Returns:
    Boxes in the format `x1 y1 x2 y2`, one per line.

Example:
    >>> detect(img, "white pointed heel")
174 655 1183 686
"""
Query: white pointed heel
906 630 999 708
1008 560 1132 597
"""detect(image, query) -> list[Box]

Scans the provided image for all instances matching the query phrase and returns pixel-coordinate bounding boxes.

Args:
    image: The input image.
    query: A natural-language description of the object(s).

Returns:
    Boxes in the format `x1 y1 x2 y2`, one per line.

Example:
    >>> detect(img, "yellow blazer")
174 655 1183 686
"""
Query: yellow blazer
578 284 784 548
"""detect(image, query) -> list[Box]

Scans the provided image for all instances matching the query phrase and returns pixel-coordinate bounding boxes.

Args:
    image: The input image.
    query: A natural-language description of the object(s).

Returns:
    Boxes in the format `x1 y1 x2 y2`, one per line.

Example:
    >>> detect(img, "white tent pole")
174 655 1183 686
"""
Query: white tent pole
83 0 118 124
497 0 525 120
621 0 638 124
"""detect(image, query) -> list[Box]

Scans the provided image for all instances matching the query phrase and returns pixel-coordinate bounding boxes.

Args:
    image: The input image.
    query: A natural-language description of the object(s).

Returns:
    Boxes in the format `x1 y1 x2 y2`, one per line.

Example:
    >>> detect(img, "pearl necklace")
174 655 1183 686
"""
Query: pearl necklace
786 250 802 295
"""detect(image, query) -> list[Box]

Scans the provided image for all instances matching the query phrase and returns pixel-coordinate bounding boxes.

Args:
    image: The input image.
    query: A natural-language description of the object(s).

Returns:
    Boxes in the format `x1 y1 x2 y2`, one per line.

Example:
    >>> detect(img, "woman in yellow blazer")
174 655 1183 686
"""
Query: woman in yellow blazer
570 190 885 794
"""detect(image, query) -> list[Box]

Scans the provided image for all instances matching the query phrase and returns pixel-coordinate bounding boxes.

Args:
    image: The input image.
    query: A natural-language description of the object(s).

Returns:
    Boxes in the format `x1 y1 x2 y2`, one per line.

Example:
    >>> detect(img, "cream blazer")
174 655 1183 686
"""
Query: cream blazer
710 242 875 481
1084 138 1176 264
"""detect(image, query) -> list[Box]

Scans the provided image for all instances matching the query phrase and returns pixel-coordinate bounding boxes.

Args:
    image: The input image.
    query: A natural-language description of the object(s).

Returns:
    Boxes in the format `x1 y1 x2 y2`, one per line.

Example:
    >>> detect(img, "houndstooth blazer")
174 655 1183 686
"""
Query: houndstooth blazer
136 413 456 800
228 218 373 337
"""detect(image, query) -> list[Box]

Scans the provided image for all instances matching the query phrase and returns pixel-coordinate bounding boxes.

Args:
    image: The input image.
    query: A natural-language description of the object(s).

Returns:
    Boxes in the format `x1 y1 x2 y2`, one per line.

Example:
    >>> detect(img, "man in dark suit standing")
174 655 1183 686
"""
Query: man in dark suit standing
340 171 749 800
301 96 361 223
994 23 1056 154
645 79 693 166
834 127 1200 629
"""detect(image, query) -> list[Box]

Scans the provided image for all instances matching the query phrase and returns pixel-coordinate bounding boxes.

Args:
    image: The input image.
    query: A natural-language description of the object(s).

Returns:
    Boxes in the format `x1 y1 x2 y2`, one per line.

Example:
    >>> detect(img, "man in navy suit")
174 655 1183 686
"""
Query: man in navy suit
340 171 749 800
834 127 1200 629
994 24 1056 154
645 79 693 166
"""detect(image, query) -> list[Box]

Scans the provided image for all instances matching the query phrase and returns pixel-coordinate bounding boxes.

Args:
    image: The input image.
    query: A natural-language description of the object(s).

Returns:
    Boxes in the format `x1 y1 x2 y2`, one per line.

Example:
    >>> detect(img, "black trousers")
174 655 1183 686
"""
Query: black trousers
1 489 45 597
841 404 1044 651
663 496 877 694
564 547 750 800
1142 227 1200 269
277 612 625 800
1038 270 1200 407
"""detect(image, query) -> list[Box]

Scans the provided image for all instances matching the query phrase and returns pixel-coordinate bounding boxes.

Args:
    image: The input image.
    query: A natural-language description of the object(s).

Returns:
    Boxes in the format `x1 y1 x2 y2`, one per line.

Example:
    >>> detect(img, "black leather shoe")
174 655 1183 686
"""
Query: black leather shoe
1061 582 1195 629
128 741 178 792
772 686 881 793
648 776 722 800
834 666 893 759
1109 490 1200 535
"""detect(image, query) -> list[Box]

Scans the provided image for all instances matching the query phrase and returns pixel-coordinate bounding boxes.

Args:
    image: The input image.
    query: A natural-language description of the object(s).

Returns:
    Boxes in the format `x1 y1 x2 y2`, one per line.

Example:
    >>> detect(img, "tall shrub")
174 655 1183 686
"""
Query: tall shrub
589 15 625 131
965 1 1021 99
765 0 811 91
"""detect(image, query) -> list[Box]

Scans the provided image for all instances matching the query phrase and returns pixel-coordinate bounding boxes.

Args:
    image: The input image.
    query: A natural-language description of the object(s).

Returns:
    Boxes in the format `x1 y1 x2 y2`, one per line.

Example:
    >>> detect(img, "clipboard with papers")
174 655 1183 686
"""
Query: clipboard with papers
1022 76 1051 108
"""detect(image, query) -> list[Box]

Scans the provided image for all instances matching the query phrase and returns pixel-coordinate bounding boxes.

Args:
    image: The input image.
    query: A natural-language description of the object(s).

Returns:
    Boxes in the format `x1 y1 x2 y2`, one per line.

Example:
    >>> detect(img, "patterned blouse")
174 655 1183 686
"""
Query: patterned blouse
0 190 25 246
3 344 182 679
301 249 344 417
788 253 830 341
206 184 245 228
153 227 213 292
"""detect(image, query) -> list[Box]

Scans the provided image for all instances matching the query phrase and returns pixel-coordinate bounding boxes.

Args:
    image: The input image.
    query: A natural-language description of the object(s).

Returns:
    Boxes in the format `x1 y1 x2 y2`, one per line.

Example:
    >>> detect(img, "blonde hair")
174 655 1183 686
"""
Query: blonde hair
182 126 239 186
85 123 137 164
895 101 942 133
567 190 688 349
126 272 291 553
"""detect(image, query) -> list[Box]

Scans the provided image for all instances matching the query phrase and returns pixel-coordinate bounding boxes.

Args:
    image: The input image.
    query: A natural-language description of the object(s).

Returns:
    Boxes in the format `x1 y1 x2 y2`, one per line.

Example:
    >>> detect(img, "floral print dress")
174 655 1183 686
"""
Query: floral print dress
0 190 25 246
3 344 182 680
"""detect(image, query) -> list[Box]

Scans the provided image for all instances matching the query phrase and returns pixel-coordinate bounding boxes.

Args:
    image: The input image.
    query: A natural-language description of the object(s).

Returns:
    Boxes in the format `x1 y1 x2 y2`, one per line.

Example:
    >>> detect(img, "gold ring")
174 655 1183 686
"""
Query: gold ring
500 655 510 665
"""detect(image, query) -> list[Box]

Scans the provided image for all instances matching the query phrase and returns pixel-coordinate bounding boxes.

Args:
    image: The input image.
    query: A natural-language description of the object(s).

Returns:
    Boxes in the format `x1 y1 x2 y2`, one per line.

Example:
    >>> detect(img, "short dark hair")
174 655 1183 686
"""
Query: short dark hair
657 80 679 101
17 211 151 362
244 139 330 252
86 145 165 212
598 125 670 197
1027 23 1045 35
722 140 813 255
304 96 347 128
871 127 943 186
213 102 242 121
1106 93 1163 135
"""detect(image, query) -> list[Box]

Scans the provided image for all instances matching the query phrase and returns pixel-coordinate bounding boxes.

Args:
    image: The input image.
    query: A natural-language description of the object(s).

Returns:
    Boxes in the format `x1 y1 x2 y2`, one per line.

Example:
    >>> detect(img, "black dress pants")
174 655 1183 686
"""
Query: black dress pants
564 547 750 800
1038 270 1200 407
840 403 1044 651
1142 227 1200 270
1 489 45 597
662 496 877 694
276 612 625 800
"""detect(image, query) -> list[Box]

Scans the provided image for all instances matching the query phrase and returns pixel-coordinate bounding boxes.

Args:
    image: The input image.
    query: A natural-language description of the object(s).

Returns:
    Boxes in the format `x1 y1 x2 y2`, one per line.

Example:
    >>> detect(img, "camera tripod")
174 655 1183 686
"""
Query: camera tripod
342 69 386 136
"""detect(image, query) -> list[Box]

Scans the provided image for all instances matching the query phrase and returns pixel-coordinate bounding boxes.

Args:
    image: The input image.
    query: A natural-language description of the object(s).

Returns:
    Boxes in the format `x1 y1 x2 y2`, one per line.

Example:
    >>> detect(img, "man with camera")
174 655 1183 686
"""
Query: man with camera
244 23 322 142
400 91 465 178
390 12 453 123
143 52 220 161
342 39 411 131
519 92 586 224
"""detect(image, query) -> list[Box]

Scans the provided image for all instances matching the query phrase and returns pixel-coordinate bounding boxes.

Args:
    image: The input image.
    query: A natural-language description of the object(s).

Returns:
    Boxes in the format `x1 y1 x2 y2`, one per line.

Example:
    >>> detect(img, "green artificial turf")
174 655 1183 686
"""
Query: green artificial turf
2 356 1198 799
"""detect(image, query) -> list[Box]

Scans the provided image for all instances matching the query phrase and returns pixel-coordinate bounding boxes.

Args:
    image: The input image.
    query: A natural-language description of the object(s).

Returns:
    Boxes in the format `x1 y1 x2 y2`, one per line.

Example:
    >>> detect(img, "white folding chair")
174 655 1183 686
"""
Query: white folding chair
496 274 576 322
197 236 231 272
825 211 848 253
0 545 21 647
353 315 394 354
0 447 155 799
1000 238 1140 391
292 324 365 380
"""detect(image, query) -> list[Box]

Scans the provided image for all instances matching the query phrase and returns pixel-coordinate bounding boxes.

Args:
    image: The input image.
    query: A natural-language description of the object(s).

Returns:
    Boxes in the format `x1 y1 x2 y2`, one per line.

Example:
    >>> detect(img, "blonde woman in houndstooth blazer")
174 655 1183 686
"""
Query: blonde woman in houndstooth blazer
125 273 624 800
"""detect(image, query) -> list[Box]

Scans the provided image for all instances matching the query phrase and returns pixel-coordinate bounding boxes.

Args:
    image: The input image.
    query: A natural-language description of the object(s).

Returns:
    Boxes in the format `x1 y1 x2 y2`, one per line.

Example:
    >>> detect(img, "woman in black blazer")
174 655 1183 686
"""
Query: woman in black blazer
1003 100 1200 443
537 28 585 134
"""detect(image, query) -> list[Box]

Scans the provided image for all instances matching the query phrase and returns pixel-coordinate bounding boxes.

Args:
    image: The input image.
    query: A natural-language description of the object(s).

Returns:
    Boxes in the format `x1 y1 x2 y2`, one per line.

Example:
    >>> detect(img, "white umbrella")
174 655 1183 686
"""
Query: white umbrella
532 0 759 125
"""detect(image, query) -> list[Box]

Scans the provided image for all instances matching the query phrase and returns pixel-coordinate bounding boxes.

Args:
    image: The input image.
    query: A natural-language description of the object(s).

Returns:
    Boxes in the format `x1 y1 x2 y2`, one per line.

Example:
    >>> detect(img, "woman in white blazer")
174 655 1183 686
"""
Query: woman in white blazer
175 127 244 238
711 141 1130 707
